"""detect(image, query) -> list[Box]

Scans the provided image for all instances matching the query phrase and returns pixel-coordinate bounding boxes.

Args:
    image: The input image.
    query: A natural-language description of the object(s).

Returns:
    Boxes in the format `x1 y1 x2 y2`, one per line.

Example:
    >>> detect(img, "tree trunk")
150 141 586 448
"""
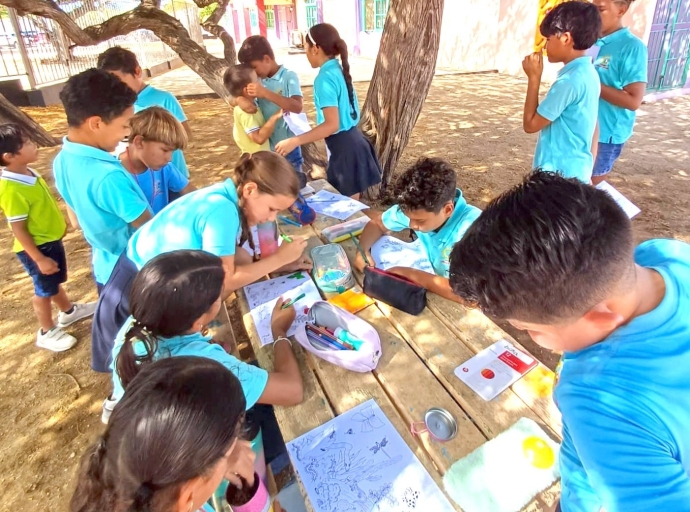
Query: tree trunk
359 0 445 191
0 93 58 146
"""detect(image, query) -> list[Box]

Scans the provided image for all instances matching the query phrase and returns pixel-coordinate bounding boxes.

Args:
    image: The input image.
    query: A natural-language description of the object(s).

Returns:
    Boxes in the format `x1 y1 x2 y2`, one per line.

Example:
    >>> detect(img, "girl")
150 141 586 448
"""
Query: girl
591 0 647 185
91 151 311 374
274 23 382 199
108 250 303 419
70 356 263 512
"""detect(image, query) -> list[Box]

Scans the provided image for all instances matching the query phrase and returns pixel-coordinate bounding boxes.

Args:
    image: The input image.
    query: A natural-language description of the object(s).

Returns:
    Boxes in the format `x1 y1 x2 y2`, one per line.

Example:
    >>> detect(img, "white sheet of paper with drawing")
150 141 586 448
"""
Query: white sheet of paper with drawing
596 181 641 219
284 113 331 161
371 236 434 274
306 189 369 220
287 399 455 512
243 272 322 346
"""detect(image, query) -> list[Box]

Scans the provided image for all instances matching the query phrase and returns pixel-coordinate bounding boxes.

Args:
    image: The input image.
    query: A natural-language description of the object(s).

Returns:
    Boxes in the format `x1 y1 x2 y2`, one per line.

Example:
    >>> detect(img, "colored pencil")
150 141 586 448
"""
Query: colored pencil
306 325 347 350
281 292 305 309
278 215 301 227
350 232 371 266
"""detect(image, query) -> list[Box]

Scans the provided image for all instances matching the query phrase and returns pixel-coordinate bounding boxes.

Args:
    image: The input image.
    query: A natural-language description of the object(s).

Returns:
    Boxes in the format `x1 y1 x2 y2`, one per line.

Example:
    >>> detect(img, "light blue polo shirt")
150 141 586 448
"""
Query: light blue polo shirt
130 162 188 215
594 28 648 145
126 179 240 269
556 239 690 512
381 189 481 278
111 316 269 409
534 56 600 183
314 58 360 133
257 65 303 148
135 85 190 178
53 138 151 284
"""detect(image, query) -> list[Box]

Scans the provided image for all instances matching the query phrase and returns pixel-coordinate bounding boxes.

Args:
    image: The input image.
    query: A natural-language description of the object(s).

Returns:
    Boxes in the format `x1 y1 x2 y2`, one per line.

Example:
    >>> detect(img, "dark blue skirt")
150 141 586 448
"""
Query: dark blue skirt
91 252 138 373
325 127 382 196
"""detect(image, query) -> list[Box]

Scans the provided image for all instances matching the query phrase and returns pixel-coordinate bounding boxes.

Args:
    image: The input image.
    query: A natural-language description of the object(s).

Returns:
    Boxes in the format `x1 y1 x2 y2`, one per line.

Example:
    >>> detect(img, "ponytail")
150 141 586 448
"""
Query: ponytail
335 39 357 120
116 321 159 390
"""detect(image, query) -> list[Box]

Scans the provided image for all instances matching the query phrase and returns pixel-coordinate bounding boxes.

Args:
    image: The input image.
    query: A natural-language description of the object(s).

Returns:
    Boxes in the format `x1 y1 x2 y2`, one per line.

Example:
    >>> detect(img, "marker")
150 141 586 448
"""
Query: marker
278 215 301 227
281 292 305 309
309 324 354 350
306 325 348 350
350 232 371 267
280 233 292 243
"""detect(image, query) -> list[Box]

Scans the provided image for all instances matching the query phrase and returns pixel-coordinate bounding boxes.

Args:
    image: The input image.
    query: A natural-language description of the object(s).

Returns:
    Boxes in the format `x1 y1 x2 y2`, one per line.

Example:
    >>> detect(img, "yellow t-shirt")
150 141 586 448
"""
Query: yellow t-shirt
0 169 66 252
233 105 270 154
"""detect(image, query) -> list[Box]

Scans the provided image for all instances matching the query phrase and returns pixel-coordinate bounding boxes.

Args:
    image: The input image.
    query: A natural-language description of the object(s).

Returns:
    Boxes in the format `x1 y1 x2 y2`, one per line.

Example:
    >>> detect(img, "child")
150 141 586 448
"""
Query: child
119 106 195 214
275 23 381 199
92 151 310 374
107 250 303 420
71 357 260 512
448 171 690 512
97 46 192 178
591 0 648 185
354 157 480 302
0 124 95 351
223 64 284 155
53 68 152 292
522 1 601 183
238 35 308 188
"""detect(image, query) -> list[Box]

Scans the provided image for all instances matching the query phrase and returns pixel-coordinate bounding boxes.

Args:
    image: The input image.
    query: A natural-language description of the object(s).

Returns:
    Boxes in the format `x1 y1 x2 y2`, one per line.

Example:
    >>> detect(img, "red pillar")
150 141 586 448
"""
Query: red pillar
256 0 268 37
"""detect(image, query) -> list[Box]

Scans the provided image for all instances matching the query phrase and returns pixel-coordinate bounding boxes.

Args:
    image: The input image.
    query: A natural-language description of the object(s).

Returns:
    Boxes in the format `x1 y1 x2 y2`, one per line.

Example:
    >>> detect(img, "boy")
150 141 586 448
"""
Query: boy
97 46 192 178
448 171 690 512
223 64 284 155
354 157 480 302
54 68 152 292
522 0 601 183
0 124 95 351
238 35 308 188
119 107 195 214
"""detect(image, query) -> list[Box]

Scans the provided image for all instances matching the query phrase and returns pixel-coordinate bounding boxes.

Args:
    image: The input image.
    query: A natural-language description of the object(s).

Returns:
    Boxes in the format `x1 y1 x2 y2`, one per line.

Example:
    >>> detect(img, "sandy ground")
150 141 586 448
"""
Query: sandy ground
0 73 688 511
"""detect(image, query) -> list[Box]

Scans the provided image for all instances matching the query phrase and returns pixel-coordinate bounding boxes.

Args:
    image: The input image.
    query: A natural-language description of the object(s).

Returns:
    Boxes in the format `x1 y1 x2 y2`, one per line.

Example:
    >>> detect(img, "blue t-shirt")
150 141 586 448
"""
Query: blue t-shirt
130 162 188 215
53 138 151 284
594 28 648 145
313 58 360 133
127 179 240 269
555 239 690 512
257 65 303 148
534 57 600 183
135 85 190 178
111 316 269 409
381 189 481 278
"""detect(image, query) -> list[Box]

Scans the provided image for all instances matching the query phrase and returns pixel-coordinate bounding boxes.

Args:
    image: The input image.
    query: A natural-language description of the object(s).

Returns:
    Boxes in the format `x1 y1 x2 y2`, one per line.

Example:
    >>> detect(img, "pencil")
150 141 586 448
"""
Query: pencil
278 215 301 227
350 232 371 266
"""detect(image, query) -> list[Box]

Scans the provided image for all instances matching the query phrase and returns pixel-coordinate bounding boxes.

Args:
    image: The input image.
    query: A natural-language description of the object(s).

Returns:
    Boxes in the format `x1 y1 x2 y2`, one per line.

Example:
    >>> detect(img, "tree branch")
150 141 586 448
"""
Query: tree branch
195 0 236 64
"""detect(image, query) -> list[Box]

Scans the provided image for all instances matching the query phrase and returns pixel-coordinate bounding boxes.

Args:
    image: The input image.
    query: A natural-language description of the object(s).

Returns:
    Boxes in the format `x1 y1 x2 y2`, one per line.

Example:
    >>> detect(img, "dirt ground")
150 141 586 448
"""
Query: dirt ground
0 73 688 511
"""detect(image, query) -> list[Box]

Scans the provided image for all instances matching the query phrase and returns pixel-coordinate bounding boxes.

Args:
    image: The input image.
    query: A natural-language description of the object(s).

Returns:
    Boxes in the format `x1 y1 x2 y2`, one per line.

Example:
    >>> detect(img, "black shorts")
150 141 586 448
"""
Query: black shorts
16 240 67 298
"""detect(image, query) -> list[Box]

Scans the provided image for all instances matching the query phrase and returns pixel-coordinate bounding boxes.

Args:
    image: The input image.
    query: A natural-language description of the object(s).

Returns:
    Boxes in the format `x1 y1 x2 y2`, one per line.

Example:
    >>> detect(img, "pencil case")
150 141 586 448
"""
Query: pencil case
321 217 370 243
294 301 381 372
363 266 427 316
310 244 356 294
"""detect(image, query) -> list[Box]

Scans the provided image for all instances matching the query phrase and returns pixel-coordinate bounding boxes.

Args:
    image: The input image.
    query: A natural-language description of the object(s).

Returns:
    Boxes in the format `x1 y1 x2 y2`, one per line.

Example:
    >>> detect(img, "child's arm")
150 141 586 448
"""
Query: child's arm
522 52 552 134
179 183 196 196
10 220 59 275
248 110 284 146
166 164 195 197
591 121 600 167
66 205 80 230
247 82 303 114
387 267 465 304
181 121 193 141
354 211 387 272
129 210 152 229
231 96 258 113
274 107 340 156
600 82 645 111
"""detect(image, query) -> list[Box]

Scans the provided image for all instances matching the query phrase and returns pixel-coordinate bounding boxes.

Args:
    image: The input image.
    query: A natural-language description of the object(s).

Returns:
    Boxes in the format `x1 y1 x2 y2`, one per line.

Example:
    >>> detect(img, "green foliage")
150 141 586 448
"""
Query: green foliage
199 2 218 21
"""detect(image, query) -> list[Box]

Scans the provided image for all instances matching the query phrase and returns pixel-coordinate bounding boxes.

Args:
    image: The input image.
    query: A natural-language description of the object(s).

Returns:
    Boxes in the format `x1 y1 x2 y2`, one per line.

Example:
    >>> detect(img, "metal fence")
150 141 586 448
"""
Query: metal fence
0 0 203 88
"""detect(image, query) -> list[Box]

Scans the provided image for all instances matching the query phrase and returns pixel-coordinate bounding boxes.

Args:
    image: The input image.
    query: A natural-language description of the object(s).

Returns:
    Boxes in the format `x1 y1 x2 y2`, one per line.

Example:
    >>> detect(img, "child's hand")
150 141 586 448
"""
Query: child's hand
522 52 544 79
246 82 267 99
271 109 285 122
225 440 256 489
271 297 297 338
237 96 257 114
275 137 299 157
354 251 374 272
276 235 308 263
37 256 59 275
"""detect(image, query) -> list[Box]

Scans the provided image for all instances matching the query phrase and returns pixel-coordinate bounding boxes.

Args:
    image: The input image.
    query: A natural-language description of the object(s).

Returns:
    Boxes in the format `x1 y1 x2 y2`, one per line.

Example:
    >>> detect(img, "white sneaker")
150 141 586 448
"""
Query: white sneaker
101 396 118 425
57 302 97 328
36 327 77 352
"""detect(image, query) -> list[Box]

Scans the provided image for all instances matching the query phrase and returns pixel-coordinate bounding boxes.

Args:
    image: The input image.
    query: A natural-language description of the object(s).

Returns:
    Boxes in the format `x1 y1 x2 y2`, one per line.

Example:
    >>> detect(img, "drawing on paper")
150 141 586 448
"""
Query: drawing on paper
287 399 455 512
306 189 369 221
370 236 434 274
243 272 322 346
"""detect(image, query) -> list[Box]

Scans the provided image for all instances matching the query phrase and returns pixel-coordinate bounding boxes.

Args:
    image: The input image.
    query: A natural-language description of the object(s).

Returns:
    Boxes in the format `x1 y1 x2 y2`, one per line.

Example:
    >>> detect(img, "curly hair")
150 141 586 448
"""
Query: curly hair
540 1 602 51
59 68 137 127
390 157 457 213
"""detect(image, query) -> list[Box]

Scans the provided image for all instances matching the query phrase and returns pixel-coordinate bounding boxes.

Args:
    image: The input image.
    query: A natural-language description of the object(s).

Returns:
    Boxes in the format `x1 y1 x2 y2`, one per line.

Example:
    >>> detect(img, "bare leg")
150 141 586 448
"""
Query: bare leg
51 285 73 313
591 174 607 186
351 193 361 200
32 295 55 332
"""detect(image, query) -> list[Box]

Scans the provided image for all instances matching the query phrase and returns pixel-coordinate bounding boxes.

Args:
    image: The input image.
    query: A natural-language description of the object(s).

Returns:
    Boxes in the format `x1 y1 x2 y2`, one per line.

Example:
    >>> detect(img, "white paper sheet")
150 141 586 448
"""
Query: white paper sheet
300 184 316 196
306 189 369 221
243 272 322 346
596 181 641 219
371 236 434 274
284 112 312 136
287 399 455 512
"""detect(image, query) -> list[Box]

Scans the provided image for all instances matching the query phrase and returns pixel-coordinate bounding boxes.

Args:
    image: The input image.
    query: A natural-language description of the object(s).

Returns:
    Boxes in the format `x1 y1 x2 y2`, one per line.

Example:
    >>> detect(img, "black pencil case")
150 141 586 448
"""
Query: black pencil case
363 266 427 316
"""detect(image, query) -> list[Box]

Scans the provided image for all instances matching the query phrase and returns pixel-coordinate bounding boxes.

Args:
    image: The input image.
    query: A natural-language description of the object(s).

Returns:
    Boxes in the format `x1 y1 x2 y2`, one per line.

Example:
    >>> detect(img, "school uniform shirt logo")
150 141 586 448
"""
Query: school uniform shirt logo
595 55 611 70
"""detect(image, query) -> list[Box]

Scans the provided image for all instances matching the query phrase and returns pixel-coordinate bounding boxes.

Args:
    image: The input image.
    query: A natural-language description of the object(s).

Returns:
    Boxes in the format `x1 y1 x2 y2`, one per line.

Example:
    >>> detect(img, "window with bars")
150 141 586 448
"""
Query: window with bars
361 0 389 32
306 0 318 28
265 8 275 28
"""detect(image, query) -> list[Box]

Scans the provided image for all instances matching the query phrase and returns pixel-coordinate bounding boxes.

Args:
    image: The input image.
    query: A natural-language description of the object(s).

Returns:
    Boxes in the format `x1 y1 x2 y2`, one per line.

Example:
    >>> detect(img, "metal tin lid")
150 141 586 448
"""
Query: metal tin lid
424 407 458 441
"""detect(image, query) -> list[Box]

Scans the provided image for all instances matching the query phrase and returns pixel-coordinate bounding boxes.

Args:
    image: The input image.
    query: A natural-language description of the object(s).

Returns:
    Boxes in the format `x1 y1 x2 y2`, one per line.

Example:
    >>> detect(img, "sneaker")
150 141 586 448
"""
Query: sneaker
288 193 316 226
36 327 77 352
57 302 97 328
101 396 118 425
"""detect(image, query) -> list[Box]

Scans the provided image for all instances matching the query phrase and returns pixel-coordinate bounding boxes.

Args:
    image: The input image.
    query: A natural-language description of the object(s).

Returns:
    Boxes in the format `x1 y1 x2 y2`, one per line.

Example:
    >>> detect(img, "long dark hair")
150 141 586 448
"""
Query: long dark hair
307 23 357 120
71 357 246 512
116 250 225 388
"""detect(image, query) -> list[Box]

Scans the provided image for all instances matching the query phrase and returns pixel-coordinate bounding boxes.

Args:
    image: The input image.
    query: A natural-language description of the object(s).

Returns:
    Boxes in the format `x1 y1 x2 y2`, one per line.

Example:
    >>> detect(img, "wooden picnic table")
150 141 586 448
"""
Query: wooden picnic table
236 179 562 512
